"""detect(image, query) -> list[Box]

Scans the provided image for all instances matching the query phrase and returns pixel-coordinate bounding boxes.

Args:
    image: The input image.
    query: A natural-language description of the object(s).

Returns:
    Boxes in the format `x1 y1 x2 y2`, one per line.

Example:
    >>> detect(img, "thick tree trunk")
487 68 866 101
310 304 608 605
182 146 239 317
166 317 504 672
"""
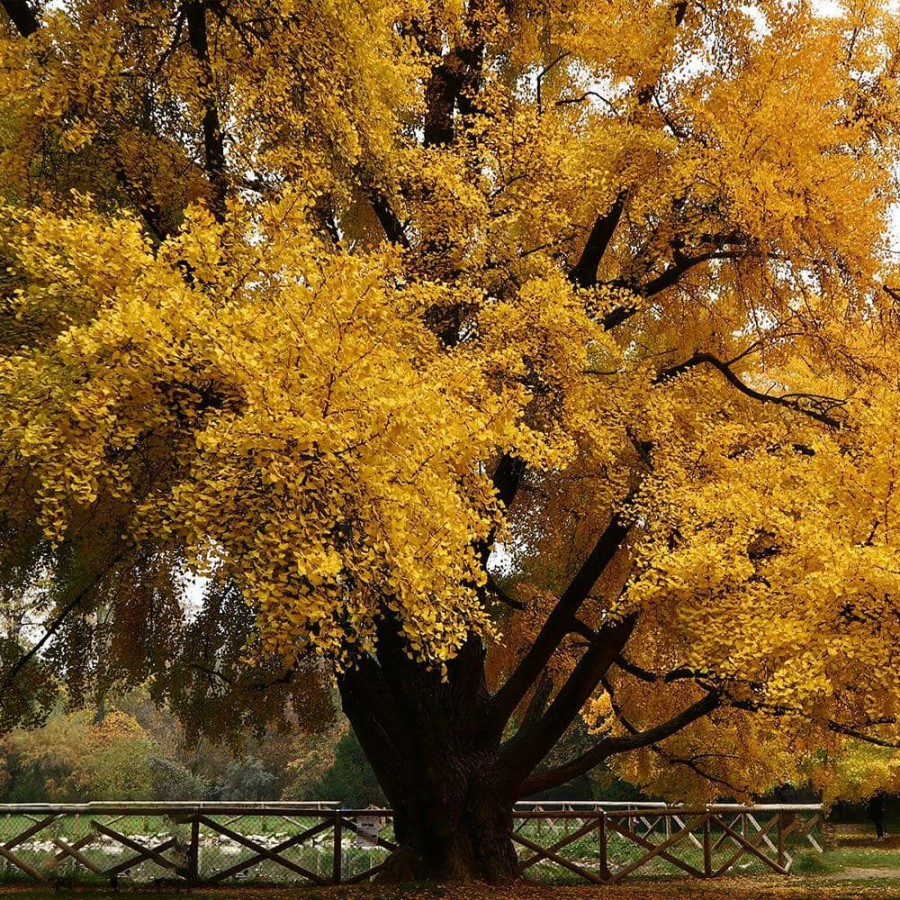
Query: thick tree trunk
382 766 518 883
335 596 639 882
338 632 520 883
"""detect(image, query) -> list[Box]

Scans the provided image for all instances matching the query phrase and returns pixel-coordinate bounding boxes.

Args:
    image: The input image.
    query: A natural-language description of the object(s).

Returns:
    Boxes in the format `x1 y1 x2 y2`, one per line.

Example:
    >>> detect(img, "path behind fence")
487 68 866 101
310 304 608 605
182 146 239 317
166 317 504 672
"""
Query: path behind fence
0 801 824 886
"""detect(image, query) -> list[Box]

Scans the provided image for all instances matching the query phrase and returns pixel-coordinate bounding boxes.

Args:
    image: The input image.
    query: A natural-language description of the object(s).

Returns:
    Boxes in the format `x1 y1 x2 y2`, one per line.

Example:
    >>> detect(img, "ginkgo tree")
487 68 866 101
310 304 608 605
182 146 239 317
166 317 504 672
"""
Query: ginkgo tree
2 0 900 882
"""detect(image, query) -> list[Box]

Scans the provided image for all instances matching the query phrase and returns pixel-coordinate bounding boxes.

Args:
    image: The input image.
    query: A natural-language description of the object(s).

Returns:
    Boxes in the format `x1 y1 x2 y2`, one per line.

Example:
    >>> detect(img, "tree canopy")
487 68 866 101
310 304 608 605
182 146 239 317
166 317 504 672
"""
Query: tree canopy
2 0 900 880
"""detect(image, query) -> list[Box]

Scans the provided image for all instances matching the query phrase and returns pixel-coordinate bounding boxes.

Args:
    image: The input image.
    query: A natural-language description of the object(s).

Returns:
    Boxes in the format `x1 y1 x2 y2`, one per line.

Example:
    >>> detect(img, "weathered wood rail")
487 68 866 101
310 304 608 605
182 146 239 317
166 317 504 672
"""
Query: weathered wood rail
0 801 824 885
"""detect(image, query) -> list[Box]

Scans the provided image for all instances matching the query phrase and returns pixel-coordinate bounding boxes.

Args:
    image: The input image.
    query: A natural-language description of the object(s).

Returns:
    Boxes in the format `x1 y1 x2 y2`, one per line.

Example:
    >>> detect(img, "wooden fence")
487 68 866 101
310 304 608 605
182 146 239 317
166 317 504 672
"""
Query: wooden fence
0 801 824 886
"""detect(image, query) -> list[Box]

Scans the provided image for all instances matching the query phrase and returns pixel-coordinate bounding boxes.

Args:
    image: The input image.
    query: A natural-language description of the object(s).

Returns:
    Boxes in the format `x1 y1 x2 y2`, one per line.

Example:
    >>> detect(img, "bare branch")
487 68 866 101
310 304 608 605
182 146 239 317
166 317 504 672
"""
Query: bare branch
520 690 719 795
654 352 844 428
569 193 627 289
490 507 632 727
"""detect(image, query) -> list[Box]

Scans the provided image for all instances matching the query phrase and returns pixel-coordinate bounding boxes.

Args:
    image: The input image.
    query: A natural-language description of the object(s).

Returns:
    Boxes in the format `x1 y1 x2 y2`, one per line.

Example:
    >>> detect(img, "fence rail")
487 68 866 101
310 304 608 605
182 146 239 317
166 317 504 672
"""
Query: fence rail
0 802 824 886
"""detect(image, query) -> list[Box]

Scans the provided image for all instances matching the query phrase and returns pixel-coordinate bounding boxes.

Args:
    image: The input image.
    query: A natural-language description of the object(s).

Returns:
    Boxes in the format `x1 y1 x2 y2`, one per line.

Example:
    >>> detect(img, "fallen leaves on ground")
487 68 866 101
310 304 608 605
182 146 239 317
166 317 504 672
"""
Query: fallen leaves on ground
4 875 900 900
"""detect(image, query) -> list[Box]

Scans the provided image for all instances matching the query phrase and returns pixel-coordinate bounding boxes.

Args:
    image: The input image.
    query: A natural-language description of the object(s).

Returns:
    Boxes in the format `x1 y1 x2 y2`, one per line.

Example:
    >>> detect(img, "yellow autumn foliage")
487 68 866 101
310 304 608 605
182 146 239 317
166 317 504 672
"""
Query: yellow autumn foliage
1 0 899 799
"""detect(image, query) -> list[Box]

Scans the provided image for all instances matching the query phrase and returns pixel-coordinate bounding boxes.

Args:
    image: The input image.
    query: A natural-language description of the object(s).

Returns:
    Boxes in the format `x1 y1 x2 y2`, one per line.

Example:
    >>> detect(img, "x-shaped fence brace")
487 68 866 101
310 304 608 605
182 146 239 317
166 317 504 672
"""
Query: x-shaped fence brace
0 816 187 883
514 819 605 884
193 814 329 885
91 821 189 879
0 803 823 885
0 812 351 886
0 815 57 882
709 814 789 876
511 807 824 882
605 813 709 881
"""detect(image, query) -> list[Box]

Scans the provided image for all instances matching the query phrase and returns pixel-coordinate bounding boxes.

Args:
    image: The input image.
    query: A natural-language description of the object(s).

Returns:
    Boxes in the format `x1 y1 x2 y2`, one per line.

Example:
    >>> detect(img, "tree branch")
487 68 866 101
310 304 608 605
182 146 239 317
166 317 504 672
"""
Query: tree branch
519 690 719 795
490 507 632 727
186 1 228 222
187 661 235 685
600 250 741 330
421 2 487 147
474 453 526 579
0 564 108 706
519 673 554 731
486 573 525 610
1 0 39 36
641 250 735 297
604 677 744 792
501 614 637 785
110 161 170 242
535 52 570 114
570 618 596 642
729 694 900 749
827 720 900 749
1 1 186 241
614 653 700 683
369 188 410 248
492 453 525 510
653 749 747 795
575 0 692 314
568 192 626 289
654 352 844 428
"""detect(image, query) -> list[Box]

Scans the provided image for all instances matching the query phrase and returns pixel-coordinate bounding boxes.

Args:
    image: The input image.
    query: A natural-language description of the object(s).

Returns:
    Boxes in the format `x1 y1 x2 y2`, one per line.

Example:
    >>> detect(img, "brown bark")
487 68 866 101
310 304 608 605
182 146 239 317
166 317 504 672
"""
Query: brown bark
383 779 518 883
0 0 39 36
338 633 519 883
336 607 654 882
185 1 228 222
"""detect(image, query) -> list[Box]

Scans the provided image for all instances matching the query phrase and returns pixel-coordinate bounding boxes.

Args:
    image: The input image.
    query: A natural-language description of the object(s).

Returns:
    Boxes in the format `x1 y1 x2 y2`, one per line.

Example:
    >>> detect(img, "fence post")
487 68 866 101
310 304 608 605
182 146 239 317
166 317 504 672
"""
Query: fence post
332 811 343 884
599 812 609 880
821 810 836 851
777 813 786 870
702 815 712 877
188 817 200 884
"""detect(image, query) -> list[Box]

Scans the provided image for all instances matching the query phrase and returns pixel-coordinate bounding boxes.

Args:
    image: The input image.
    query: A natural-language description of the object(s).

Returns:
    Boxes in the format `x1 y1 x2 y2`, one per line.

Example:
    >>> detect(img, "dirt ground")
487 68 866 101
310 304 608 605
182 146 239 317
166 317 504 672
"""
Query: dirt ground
3 874 900 900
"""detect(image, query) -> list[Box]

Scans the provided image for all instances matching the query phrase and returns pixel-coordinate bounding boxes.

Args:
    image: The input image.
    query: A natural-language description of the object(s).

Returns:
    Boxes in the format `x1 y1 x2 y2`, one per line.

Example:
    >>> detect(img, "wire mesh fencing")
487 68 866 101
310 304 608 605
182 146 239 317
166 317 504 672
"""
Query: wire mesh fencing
0 801 823 886
511 803 825 883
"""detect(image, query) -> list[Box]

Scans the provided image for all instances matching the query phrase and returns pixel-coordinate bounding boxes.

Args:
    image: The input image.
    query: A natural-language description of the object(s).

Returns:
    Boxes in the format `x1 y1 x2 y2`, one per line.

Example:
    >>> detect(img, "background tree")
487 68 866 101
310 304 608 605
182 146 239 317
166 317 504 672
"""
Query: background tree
0 685 320 802
308 731 388 809
2 0 900 882
3 709 155 801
